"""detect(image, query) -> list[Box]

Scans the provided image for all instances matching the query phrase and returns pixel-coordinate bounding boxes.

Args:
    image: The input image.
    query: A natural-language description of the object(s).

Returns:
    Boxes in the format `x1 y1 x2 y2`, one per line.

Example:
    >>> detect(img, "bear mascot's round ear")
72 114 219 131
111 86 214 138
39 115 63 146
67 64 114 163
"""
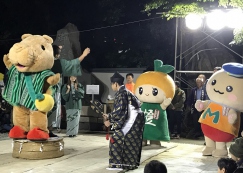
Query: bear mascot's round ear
21 34 32 40
43 35 53 44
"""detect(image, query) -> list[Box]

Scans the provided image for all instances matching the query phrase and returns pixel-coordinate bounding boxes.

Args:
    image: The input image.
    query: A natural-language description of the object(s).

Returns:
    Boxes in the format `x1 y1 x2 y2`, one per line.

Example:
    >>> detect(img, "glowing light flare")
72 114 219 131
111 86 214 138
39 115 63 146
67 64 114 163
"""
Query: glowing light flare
206 10 226 30
226 9 243 29
185 13 203 30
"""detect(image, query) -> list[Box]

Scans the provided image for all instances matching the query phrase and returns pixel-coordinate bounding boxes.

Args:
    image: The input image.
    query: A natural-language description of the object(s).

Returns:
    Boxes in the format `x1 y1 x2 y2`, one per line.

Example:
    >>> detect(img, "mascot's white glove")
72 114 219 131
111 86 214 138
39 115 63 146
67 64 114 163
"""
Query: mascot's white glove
161 98 172 110
228 109 237 125
195 100 204 112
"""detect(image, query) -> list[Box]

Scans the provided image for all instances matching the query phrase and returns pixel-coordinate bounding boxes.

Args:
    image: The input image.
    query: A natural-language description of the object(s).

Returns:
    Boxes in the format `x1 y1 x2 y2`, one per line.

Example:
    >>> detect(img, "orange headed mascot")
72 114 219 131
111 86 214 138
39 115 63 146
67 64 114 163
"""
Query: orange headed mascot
195 63 243 157
134 60 175 146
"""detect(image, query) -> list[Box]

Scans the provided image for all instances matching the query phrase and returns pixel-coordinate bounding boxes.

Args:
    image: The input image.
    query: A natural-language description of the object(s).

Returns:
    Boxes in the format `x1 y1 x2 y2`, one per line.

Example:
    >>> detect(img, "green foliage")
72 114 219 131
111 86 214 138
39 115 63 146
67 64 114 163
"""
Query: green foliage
219 0 230 7
219 0 243 45
144 0 169 15
144 0 215 18
144 0 243 45
144 0 243 18
219 0 243 8
230 28 243 45
164 3 206 19
230 0 243 8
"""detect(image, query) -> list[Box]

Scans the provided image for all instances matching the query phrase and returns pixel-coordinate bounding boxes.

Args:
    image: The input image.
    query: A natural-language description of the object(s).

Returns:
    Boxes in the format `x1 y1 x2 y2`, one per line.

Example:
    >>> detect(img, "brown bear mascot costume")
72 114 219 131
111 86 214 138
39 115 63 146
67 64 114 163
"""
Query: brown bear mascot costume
2 34 60 141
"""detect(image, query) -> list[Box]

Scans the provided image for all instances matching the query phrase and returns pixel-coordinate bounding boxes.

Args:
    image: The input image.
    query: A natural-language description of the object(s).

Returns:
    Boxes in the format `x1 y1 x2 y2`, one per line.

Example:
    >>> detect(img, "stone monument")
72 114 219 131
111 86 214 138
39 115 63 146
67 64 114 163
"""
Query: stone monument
54 23 81 60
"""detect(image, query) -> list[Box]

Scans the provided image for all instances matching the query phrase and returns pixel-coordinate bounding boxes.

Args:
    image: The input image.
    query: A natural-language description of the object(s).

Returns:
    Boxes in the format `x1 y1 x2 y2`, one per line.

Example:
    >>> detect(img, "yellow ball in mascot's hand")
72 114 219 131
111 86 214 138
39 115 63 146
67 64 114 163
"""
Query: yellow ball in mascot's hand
35 94 55 113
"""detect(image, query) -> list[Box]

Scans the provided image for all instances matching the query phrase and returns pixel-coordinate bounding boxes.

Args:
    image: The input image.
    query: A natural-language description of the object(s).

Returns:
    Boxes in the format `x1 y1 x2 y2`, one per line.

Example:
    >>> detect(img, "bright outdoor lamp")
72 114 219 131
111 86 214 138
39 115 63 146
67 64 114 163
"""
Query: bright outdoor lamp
206 10 226 30
226 9 243 29
185 13 203 30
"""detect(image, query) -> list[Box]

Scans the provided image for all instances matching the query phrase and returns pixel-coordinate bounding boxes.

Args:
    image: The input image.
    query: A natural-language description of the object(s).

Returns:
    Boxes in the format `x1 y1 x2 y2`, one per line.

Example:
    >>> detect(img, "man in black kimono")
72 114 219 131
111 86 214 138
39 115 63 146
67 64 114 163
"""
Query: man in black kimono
103 72 145 171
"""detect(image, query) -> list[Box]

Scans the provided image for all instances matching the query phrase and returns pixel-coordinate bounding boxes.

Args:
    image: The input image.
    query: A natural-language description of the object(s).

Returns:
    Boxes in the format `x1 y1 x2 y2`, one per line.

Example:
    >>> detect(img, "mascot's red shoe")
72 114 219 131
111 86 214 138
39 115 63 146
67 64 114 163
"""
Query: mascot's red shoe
9 126 27 139
27 127 49 140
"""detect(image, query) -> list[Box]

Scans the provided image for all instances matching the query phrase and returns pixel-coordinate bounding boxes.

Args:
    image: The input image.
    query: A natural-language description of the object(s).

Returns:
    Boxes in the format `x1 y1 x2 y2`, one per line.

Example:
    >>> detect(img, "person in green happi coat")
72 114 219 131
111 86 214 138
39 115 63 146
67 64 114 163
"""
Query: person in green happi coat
48 45 90 137
61 76 84 137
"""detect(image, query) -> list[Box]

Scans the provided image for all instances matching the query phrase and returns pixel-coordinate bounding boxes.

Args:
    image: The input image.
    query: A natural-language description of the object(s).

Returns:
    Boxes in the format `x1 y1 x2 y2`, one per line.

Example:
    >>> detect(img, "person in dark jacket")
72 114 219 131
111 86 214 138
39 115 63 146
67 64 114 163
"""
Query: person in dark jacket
167 81 186 139
186 77 207 139
229 136 243 173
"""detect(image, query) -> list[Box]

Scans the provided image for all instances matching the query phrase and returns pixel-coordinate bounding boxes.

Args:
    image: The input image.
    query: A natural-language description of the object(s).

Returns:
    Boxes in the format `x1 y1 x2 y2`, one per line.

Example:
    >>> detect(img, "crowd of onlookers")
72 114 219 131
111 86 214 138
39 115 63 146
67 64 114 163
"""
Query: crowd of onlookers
0 86 12 133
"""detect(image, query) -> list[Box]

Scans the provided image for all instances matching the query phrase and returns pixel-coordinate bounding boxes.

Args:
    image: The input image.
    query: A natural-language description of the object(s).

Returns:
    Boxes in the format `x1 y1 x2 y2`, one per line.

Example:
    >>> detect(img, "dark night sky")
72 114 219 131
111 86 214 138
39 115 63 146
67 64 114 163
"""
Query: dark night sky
1 0 240 76
1 0 172 74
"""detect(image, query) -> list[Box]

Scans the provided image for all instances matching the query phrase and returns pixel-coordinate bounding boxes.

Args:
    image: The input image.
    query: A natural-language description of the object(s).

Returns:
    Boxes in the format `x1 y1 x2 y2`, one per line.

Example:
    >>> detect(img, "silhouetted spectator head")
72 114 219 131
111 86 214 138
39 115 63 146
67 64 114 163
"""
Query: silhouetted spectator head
144 160 167 173
126 73 134 78
217 158 237 173
174 81 180 88
52 45 62 59
229 137 243 161
196 78 203 88
198 74 206 83
126 73 134 84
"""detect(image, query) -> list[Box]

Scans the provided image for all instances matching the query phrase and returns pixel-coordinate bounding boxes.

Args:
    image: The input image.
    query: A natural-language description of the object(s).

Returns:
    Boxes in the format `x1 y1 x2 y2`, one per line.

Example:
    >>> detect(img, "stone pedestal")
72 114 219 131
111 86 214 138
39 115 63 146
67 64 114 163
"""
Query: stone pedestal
12 137 64 160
